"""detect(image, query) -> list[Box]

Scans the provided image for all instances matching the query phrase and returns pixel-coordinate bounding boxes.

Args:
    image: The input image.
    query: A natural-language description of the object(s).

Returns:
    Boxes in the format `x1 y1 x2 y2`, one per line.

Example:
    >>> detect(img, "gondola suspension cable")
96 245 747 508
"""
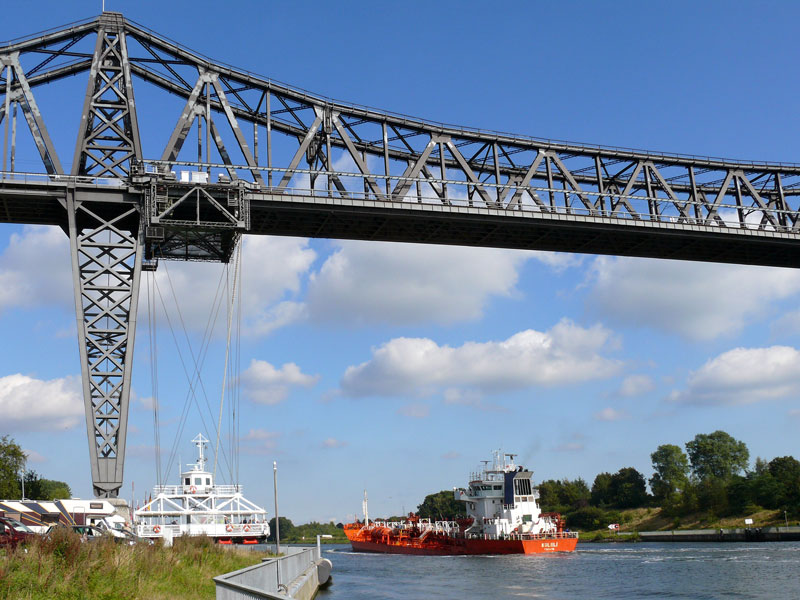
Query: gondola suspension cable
160 262 228 480
213 239 241 481
157 262 235 482
145 272 163 487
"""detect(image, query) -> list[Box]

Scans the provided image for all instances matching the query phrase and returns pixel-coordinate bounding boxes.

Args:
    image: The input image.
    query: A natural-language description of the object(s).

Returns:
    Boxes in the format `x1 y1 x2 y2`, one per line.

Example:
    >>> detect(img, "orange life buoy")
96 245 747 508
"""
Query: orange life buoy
244 525 250 532
226 524 233 532
153 525 161 533
189 485 197 494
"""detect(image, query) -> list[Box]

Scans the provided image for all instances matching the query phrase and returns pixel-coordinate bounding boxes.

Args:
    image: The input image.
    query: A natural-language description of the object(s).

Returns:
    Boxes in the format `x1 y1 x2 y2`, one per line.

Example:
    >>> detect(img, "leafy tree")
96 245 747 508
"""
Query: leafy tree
560 478 590 508
538 479 590 512
564 506 605 530
289 521 344 541
0 435 26 499
537 480 565 512
608 467 649 508
417 490 465 519
650 444 690 502
696 477 729 515
591 472 613 506
23 471 71 500
267 516 294 542
768 456 800 509
685 431 749 482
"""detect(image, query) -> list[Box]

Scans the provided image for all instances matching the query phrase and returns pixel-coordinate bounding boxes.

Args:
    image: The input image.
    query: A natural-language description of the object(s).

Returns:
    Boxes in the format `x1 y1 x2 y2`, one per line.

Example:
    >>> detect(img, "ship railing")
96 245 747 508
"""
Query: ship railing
152 484 243 495
464 531 579 541
135 522 269 537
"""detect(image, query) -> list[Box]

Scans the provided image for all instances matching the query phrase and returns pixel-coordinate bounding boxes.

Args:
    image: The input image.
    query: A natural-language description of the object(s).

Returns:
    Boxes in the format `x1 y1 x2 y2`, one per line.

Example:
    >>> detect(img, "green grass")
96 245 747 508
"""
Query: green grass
0 529 270 600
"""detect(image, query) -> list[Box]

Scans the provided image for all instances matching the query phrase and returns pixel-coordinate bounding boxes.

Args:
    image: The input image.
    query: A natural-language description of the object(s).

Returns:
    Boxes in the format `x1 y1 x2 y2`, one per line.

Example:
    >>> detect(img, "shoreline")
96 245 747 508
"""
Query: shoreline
581 525 800 543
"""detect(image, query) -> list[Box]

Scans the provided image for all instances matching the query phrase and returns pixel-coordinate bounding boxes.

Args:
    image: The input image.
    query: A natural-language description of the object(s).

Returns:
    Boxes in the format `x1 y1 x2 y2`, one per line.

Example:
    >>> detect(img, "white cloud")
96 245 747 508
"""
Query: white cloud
594 407 628 421
240 359 319 405
340 319 621 398
144 235 315 334
529 251 584 272
669 345 800 405
240 428 281 454
442 451 461 460
305 240 529 326
0 226 72 314
0 373 82 431
617 374 655 397
396 403 430 418
321 437 347 448
442 388 506 412
443 388 483 406
587 257 800 341
23 449 47 463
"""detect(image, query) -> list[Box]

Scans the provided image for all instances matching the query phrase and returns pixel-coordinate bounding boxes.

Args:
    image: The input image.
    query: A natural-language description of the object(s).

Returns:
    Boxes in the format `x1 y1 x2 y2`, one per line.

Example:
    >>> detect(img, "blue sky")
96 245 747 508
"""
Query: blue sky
2 0 800 523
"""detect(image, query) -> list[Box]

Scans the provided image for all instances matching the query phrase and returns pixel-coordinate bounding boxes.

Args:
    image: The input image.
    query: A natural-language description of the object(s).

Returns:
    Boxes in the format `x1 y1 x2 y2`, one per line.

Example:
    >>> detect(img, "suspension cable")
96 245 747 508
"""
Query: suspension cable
214 239 241 479
158 262 234 481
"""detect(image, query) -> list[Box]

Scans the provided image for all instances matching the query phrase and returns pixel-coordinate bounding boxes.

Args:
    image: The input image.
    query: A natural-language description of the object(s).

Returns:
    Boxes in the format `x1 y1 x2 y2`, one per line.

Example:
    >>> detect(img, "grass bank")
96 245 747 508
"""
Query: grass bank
0 529 269 600
577 507 798 541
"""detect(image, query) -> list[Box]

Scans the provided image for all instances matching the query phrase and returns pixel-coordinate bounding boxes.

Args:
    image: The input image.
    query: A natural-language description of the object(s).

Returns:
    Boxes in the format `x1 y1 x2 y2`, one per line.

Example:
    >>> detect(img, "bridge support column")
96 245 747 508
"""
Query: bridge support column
67 193 142 498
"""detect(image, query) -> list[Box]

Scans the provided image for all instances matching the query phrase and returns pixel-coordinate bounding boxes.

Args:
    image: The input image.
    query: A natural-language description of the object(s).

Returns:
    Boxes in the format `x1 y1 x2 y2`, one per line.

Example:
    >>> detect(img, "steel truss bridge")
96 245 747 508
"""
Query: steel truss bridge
2 12 800 497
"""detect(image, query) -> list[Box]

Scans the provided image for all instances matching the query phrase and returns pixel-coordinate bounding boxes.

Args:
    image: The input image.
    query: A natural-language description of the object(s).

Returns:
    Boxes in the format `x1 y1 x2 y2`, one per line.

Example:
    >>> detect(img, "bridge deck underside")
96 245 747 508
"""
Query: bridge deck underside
250 196 799 268
1 183 798 268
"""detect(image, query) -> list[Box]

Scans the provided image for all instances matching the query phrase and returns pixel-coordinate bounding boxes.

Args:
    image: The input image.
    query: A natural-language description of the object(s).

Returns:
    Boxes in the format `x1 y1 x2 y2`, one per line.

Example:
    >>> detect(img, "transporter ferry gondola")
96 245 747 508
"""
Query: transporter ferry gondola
344 451 578 555
134 434 269 545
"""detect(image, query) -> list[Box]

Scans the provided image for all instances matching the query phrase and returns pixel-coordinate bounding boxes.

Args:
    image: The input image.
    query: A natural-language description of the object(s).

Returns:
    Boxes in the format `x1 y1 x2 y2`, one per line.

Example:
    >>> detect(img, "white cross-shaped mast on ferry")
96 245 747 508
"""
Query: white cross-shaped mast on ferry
191 433 209 471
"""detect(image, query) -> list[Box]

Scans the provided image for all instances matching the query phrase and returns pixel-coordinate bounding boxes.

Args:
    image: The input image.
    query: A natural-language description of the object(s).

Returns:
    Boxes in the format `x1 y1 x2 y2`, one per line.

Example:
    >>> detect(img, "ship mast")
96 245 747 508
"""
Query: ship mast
192 433 209 470
362 490 369 526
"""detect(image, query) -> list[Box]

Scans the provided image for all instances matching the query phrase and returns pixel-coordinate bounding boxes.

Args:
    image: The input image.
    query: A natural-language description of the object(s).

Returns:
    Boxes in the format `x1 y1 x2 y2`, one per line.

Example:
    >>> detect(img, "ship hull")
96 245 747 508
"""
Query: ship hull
347 534 577 555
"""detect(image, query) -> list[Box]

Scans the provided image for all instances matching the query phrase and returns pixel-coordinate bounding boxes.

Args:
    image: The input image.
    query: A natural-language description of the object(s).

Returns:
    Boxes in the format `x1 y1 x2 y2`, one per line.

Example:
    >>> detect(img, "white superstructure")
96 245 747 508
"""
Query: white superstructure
454 451 560 537
134 434 269 543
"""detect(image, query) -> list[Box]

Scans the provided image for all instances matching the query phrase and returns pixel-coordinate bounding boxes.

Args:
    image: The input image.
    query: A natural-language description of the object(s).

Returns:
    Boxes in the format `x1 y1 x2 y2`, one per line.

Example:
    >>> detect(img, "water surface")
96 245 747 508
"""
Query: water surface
316 542 800 599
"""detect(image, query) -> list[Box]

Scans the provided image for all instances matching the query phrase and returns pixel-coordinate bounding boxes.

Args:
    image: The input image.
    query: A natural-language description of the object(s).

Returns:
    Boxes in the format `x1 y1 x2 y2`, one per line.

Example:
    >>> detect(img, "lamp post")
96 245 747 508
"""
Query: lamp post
273 461 280 556
20 457 27 501
317 534 332 558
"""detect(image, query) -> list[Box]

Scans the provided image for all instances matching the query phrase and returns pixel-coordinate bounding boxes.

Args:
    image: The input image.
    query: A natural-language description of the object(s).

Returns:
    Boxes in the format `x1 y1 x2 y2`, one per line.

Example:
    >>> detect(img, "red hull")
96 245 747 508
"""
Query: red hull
346 531 577 555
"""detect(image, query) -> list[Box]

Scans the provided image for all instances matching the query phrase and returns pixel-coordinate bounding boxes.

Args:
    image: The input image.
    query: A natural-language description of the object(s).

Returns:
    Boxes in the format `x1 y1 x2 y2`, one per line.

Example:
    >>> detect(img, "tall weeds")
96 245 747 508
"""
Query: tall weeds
0 530 266 600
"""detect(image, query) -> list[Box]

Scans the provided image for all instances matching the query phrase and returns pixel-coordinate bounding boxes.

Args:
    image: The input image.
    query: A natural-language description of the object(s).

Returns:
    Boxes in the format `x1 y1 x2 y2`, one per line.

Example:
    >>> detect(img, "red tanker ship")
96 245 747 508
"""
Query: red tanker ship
344 451 578 555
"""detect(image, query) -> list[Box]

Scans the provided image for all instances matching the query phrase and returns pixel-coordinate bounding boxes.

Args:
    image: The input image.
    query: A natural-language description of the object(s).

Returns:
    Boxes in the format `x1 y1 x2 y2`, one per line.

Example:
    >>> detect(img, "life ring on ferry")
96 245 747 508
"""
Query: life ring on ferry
153 525 161 534
226 524 234 532
189 485 197 494
243 525 251 532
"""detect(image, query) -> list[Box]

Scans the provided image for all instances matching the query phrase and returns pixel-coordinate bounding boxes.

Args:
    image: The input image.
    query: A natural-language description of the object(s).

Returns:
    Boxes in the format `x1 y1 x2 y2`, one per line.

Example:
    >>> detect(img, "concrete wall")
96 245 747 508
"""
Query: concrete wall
214 546 331 600
640 526 800 543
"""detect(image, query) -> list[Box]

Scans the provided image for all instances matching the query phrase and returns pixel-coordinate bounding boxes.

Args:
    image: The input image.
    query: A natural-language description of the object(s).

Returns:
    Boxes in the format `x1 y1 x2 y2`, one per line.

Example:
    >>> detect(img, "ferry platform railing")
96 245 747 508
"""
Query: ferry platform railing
213 546 331 600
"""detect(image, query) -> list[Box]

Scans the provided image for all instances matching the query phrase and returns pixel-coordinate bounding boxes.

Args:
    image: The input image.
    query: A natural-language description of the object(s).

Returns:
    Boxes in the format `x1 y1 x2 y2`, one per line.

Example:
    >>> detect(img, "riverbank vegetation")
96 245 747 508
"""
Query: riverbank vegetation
0 435 72 500
266 517 348 543
410 430 799 534
0 528 268 600
538 430 800 532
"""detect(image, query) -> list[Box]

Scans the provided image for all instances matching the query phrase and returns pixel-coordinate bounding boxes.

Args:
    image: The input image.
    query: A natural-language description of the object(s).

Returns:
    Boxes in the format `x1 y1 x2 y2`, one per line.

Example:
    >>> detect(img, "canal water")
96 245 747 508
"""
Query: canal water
316 542 800 599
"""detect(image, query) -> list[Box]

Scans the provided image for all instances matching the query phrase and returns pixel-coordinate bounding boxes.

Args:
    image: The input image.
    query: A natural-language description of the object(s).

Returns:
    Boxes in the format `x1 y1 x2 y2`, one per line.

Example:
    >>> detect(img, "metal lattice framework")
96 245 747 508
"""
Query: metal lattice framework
2 12 800 496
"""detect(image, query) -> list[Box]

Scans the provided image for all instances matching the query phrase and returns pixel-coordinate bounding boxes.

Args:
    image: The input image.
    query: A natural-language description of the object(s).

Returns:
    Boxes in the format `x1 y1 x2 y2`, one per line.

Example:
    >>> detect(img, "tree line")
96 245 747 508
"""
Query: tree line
412 430 799 531
537 430 800 529
0 435 72 501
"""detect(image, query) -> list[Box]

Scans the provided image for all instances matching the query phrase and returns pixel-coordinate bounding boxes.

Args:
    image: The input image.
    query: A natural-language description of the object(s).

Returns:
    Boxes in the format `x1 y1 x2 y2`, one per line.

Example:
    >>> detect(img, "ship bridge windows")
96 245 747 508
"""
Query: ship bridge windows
184 478 190 485
493 485 502 490
514 478 532 496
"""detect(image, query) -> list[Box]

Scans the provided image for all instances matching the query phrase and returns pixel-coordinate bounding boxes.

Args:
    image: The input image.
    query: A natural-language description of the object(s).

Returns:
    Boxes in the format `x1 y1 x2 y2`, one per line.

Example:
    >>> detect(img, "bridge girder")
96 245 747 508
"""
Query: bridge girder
2 12 800 497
